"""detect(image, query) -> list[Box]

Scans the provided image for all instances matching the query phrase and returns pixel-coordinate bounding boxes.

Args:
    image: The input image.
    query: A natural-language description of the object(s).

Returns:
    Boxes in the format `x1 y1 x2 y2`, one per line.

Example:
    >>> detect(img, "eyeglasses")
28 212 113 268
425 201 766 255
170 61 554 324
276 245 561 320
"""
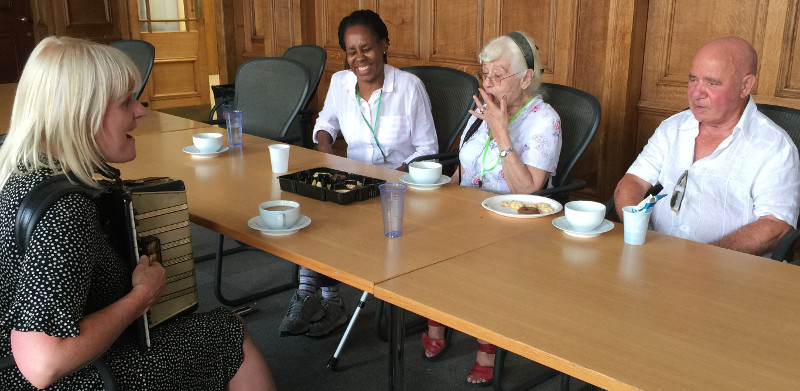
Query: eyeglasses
475 70 526 85
670 170 688 214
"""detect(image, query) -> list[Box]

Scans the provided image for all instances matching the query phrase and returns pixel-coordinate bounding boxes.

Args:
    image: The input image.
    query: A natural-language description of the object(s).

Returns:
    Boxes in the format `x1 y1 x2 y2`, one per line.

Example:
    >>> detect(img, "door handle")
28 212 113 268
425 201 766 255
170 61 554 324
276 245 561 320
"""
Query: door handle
19 16 29 23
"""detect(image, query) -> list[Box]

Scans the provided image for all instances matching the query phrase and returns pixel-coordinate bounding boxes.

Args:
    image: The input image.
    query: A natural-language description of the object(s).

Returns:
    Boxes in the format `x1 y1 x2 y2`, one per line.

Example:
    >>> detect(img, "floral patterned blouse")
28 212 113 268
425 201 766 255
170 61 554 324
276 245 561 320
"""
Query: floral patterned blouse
458 95 562 193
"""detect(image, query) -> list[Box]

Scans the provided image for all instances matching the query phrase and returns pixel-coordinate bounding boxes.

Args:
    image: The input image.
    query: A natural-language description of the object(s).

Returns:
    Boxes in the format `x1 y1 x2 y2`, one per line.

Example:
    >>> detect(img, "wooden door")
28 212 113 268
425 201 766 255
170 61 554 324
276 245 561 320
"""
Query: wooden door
0 0 35 83
129 0 209 109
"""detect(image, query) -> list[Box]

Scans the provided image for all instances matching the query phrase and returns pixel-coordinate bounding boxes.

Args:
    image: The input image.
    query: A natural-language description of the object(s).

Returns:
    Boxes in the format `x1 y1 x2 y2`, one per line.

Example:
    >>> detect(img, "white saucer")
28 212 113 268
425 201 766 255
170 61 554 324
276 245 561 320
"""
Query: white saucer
399 174 449 190
552 216 613 238
248 215 311 236
183 145 229 158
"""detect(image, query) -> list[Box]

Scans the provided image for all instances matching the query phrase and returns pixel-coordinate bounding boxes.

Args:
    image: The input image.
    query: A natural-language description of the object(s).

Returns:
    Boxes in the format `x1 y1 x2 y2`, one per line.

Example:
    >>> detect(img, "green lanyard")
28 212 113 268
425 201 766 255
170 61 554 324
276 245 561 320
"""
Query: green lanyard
479 96 534 187
356 88 387 163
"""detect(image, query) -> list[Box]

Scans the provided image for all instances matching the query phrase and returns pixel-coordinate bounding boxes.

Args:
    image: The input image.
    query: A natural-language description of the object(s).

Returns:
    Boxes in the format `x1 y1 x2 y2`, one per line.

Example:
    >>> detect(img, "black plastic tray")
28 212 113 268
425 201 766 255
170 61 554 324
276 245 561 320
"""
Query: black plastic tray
278 167 386 205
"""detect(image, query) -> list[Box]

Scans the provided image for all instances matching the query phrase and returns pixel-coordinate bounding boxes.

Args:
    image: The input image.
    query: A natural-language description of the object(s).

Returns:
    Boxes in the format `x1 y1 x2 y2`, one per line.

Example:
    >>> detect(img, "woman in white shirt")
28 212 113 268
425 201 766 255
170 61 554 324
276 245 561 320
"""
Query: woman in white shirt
422 32 562 387
313 9 438 169
280 9 438 340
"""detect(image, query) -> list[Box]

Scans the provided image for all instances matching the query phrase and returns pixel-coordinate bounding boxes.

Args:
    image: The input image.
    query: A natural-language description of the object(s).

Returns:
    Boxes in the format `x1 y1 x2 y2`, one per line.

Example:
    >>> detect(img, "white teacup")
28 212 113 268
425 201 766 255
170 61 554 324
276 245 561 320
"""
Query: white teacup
564 201 606 232
193 132 223 153
259 200 300 230
408 161 442 184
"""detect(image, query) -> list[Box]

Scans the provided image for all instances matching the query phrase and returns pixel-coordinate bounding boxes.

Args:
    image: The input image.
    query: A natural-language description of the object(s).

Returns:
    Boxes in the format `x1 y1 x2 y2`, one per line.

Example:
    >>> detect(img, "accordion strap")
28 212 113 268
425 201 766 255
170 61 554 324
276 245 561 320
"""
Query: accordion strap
15 175 103 256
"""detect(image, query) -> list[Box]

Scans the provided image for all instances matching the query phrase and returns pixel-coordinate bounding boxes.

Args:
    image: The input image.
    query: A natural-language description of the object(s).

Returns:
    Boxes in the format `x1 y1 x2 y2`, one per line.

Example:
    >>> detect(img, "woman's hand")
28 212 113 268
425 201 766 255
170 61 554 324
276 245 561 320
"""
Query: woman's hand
131 255 165 310
468 88 511 145
316 131 335 155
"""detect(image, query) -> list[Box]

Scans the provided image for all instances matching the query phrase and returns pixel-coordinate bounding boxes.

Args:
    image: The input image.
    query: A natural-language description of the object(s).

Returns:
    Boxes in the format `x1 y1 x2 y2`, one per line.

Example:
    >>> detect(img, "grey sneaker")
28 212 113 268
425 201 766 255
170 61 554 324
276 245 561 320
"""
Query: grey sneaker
279 291 324 336
306 298 348 337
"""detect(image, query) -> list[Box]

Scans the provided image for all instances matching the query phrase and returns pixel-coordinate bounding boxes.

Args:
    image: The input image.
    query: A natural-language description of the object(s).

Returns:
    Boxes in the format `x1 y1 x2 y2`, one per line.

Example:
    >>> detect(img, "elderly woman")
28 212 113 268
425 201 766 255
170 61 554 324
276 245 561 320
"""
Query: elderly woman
0 37 275 390
421 32 562 386
280 9 438 338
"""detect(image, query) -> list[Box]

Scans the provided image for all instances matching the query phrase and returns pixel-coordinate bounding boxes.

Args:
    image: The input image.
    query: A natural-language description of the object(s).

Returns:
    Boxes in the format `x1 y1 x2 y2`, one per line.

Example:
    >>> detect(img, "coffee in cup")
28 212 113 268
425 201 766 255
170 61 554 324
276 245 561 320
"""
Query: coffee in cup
259 200 300 230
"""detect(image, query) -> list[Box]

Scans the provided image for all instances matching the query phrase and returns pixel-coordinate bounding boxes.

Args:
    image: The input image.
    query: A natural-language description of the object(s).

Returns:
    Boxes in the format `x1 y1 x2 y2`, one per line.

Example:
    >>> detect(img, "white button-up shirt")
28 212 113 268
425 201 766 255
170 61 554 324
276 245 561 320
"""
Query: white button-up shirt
627 97 800 246
313 64 438 168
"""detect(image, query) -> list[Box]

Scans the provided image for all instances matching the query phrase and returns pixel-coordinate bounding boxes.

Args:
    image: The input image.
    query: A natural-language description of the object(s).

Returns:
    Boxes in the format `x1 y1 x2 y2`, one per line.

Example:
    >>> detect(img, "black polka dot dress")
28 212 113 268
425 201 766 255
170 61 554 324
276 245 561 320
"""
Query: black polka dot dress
0 169 244 390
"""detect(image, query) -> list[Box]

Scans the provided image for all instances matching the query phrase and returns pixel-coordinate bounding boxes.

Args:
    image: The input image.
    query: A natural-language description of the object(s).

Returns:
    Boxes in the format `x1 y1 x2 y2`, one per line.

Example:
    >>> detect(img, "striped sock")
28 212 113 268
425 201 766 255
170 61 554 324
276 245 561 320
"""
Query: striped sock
298 268 318 296
321 285 340 301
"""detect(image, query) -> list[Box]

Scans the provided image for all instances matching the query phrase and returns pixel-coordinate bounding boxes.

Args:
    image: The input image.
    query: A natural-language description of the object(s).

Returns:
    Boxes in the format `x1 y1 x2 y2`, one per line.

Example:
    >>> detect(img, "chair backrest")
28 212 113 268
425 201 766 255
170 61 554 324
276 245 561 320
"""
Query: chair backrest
539 83 601 188
109 40 155 100
757 103 800 229
282 45 327 109
401 66 479 153
233 57 311 139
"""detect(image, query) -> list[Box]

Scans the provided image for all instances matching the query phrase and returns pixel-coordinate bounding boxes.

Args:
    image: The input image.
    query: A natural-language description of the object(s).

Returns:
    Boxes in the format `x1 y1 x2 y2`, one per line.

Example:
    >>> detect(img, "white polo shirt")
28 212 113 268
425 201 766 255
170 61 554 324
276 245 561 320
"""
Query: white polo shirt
313 64 438 168
627 97 800 245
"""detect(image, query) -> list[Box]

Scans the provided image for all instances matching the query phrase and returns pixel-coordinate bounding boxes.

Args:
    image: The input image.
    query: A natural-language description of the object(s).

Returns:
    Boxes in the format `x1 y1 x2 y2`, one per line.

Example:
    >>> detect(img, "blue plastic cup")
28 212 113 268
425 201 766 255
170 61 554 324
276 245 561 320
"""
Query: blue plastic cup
379 183 407 238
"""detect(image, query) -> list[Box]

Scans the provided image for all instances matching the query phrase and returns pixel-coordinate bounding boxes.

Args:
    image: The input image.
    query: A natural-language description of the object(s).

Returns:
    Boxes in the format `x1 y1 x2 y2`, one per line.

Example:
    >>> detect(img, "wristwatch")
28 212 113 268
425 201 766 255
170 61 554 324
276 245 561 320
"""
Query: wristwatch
499 146 515 157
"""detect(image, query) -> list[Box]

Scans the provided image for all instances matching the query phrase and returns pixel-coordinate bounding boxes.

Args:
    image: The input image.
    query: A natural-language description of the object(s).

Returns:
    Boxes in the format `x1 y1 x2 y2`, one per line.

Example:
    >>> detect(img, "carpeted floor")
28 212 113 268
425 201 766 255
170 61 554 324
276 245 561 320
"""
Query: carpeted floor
189 223 594 391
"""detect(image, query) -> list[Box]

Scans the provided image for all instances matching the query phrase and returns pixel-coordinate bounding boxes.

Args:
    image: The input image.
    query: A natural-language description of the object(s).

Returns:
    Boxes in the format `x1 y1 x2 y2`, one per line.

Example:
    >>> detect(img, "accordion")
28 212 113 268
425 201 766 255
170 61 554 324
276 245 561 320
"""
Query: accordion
16 175 199 350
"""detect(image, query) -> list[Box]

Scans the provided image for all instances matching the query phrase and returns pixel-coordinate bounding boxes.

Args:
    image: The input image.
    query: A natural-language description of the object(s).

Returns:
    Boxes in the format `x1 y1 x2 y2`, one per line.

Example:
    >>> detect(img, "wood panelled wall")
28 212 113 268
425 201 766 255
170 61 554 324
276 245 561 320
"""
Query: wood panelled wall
218 0 800 202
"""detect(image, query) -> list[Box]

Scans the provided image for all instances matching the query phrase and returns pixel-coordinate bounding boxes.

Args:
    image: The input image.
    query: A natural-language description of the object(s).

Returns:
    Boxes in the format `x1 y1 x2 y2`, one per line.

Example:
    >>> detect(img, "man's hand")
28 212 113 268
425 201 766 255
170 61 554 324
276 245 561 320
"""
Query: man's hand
316 131 334 155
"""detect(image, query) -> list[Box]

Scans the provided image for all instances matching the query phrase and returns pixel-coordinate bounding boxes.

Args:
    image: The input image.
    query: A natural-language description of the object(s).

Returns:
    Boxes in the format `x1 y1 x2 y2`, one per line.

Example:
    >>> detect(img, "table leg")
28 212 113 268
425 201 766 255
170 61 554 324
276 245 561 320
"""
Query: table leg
388 303 405 391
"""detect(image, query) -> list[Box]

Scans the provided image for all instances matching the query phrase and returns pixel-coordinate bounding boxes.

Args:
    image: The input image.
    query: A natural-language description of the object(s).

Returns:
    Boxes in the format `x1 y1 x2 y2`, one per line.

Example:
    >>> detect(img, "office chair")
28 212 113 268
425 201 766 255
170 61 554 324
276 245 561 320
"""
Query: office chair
529 83 601 204
207 57 311 143
200 57 311 306
283 45 327 148
109 40 155 102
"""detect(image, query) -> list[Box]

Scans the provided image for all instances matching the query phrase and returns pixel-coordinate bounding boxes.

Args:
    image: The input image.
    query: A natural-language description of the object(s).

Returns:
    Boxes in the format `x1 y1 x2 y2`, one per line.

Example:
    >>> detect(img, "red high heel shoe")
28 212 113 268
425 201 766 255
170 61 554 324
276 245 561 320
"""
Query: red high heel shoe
466 342 496 387
420 319 452 361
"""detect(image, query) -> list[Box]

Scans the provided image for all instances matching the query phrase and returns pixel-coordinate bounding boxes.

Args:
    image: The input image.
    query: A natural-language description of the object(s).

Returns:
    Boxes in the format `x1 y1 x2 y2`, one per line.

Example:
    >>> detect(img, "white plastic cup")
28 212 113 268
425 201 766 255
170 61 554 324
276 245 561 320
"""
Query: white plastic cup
259 200 300 230
622 206 652 245
226 110 243 147
379 183 407 238
268 144 290 173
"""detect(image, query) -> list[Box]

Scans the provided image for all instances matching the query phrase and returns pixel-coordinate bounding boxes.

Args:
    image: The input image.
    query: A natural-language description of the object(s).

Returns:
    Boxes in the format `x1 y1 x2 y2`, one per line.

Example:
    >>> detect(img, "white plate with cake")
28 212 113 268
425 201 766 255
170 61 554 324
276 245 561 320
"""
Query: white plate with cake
481 194 562 218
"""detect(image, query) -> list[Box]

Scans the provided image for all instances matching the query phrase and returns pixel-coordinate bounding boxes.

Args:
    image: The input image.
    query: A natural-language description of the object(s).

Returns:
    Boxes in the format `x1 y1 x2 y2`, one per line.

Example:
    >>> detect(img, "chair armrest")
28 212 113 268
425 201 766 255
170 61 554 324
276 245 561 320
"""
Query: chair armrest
403 151 460 172
207 98 234 122
272 135 301 144
771 228 800 262
531 178 586 198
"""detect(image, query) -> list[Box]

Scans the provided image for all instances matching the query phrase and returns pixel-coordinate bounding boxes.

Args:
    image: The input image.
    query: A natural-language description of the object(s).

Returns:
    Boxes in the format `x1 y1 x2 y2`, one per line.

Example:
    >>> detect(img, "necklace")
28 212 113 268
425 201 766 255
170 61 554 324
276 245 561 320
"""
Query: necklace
356 87 387 163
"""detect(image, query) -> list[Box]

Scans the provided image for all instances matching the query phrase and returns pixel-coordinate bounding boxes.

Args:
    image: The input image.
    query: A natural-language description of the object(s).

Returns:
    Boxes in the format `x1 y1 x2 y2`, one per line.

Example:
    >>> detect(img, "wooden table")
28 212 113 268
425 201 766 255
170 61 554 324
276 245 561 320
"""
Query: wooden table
375 217 800 390
133 109 211 135
115 129 541 294
0 83 16 132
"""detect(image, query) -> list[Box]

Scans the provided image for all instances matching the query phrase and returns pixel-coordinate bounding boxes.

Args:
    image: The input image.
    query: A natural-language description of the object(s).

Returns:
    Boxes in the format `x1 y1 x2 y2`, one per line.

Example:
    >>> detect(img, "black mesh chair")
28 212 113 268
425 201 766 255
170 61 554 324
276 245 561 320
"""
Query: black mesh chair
283 45 327 148
1 355 117 390
756 103 800 264
207 57 311 143
109 40 155 101
402 66 479 175
530 83 601 204
199 57 311 307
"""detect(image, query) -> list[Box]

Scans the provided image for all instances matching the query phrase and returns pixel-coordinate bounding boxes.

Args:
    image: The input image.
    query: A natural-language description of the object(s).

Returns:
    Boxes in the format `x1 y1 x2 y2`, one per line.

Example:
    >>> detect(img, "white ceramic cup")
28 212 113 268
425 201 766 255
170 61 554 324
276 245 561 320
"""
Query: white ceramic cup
193 132 223 153
408 161 442 184
564 200 606 232
259 200 300 230
269 144 291 173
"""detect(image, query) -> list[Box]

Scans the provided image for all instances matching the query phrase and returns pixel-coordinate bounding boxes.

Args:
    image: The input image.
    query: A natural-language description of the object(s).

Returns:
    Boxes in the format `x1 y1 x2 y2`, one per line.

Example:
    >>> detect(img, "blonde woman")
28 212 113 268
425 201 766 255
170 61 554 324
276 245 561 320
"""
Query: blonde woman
0 37 275 390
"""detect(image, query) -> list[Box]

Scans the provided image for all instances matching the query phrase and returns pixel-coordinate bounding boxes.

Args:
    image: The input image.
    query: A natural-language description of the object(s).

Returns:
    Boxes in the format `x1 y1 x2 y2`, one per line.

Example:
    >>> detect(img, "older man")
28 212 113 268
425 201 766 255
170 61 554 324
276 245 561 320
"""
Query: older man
614 36 800 256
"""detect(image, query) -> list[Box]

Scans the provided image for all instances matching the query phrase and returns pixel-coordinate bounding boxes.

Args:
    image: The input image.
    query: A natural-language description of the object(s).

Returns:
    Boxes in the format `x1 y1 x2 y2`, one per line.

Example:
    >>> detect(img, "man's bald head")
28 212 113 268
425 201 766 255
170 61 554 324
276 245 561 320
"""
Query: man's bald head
697 36 758 79
688 37 758 128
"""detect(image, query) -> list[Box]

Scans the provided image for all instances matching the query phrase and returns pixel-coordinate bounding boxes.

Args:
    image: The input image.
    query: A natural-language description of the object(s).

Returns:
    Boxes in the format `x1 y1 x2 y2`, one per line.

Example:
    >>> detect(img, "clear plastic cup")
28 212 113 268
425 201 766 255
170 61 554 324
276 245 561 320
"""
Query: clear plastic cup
379 183 407 238
226 110 243 147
